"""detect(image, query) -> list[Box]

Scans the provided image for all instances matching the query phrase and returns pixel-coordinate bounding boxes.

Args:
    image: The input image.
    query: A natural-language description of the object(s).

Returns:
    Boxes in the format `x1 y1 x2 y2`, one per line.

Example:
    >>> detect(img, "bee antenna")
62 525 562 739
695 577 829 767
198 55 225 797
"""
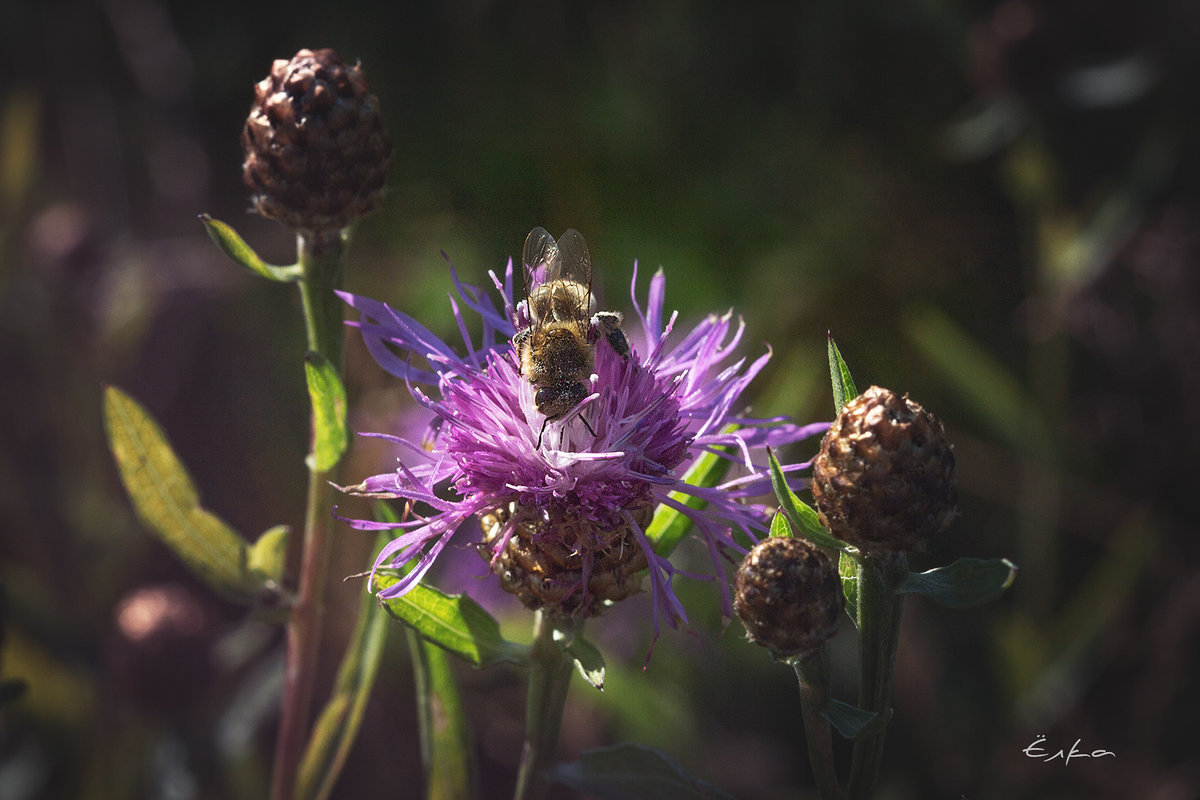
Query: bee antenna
536 418 548 449
580 414 596 438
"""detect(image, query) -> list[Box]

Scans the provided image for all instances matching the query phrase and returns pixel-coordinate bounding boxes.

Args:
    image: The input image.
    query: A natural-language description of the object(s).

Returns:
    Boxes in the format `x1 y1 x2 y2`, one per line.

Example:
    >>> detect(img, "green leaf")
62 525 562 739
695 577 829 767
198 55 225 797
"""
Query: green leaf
821 698 888 742
646 428 736 557
409 629 476 800
899 558 1018 608
298 535 391 800
767 449 850 552
304 351 349 472
559 632 605 691
247 525 289 583
768 511 791 538
839 549 860 623
549 743 735 800
199 214 301 282
103 385 259 603
374 573 529 669
827 334 858 416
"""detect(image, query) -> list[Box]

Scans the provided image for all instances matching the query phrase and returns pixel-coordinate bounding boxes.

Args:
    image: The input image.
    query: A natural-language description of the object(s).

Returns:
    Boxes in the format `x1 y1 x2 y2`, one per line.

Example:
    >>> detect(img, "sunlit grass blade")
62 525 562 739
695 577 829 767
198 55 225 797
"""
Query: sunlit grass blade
409 628 476 800
367 504 477 799
645 429 735 557
297 534 390 800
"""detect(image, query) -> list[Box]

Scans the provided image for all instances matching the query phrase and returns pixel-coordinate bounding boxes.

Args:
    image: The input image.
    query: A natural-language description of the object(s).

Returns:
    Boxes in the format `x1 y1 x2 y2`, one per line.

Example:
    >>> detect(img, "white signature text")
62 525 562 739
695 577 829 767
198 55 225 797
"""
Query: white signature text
1023 735 1115 765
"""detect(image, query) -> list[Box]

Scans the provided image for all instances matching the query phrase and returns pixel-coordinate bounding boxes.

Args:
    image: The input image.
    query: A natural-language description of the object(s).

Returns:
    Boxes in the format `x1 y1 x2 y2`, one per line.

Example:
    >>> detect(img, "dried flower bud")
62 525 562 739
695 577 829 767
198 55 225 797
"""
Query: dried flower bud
242 48 391 232
734 536 843 659
811 386 957 552
478 501 652 617
108 583 217 713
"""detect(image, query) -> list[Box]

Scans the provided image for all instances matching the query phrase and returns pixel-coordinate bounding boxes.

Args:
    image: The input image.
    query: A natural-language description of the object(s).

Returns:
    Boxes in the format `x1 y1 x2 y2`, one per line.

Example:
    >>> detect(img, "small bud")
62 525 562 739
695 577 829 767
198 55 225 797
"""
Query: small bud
734 536 844 659
810 386 957 552
242 48 391 232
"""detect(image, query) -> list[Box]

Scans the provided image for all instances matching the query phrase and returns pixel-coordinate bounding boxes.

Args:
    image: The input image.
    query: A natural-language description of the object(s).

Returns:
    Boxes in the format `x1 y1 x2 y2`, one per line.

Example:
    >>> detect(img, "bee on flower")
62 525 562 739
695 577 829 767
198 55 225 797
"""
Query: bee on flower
336 229 825 636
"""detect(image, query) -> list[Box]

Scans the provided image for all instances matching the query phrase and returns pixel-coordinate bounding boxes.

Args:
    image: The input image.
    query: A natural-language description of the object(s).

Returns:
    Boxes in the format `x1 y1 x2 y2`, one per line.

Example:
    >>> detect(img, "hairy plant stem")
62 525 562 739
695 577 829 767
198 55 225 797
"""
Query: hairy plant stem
791 648 843 800
847 550 907 800
513 611 578 800
270 229 347 800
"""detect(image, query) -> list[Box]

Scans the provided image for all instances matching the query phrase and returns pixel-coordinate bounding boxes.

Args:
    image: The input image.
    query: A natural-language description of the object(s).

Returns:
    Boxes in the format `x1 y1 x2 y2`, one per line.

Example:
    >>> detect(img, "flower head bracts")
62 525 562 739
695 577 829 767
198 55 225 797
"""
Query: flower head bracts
337 257 826 634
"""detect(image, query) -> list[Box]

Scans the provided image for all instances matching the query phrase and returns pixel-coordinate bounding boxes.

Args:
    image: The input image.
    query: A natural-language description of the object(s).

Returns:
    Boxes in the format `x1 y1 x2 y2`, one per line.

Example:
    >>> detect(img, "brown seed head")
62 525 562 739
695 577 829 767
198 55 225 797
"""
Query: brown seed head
810 386 957 552
734 536 844 659
478 501 652 617
242 48 391 231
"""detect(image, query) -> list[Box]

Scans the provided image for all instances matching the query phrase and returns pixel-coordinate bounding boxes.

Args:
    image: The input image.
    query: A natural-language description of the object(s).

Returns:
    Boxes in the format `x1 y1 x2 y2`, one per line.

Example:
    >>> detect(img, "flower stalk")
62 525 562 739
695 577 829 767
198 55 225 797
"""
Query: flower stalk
791 648 842 800
514 611 578 800
846 550 906 800
271 229 348 800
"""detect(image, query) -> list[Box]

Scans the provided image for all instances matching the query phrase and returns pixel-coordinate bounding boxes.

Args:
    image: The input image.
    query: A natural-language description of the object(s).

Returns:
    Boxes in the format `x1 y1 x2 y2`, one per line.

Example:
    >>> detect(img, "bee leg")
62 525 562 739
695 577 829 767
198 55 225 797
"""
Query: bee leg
535 410 595 448
592 311 630 359
606 328 630 359
579 414 596 438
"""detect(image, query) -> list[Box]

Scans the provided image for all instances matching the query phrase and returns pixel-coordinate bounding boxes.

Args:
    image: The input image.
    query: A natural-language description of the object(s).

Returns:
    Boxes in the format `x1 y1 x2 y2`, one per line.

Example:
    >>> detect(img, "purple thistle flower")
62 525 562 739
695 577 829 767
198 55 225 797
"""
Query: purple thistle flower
336 253 826 637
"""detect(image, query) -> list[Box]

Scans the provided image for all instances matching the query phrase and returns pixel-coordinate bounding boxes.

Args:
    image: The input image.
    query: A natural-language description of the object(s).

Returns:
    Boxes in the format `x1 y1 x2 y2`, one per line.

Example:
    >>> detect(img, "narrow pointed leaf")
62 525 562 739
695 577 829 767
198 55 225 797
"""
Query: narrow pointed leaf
304 351 349 472
298 537 390 800
374 574 529 668
827 334 858 415
899 558 1018 608
560 633 605 691
409 629 476 800
646 427 736 556
103 385 258 603
767 450 850 552
549 743 735 800
199 214 301 282
768 510 791 538
821 698 887 741
839 549 860 623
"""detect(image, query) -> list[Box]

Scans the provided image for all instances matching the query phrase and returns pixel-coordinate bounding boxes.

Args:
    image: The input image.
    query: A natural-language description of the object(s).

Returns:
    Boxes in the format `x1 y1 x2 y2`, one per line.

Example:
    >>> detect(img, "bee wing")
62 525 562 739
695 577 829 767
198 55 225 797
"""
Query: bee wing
553 228 593 289
522 226 557 296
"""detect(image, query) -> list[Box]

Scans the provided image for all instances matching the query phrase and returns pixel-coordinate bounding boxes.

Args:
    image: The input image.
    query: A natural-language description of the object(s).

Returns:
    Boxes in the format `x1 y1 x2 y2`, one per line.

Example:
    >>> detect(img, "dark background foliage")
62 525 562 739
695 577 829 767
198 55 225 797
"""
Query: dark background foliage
3 1 1199 798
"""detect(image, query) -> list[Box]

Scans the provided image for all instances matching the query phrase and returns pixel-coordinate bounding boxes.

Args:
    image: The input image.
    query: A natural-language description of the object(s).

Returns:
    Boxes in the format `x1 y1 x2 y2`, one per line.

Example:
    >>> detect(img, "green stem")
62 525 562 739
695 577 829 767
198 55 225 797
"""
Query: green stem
513 611 577 800
271 229 347 800
846 550 906 800
792 649 843 800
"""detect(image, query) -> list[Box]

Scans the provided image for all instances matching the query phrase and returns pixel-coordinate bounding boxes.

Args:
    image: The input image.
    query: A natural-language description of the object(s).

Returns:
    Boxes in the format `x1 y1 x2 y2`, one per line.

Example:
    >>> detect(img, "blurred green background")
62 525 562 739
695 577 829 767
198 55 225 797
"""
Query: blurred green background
3 1 1199 798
